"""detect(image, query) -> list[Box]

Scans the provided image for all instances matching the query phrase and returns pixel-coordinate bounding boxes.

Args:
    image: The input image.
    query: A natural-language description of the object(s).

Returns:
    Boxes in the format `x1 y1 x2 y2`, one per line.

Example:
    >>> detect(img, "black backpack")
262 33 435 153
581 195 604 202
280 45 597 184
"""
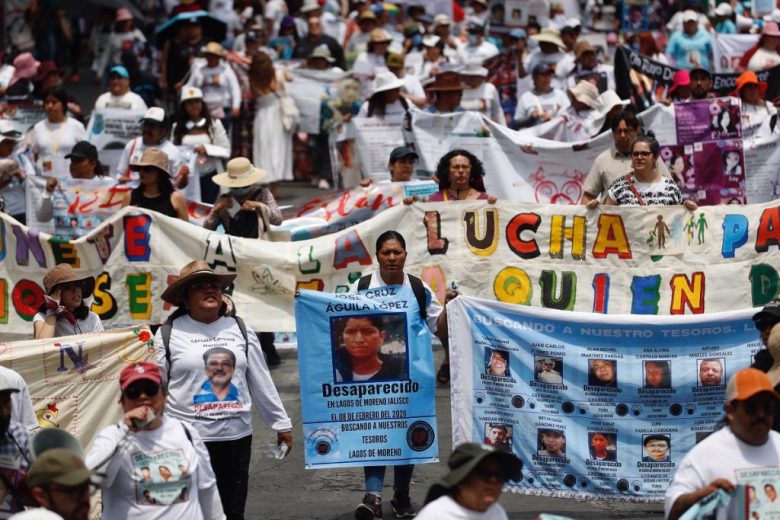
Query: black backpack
357 274 428 321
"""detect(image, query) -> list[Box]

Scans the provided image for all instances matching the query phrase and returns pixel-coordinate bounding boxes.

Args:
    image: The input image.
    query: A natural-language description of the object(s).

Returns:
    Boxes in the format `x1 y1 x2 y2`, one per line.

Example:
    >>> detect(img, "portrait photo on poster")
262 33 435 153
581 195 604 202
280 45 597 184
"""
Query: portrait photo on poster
589 432 617 461
193 346 242 405
588 359 618 387
330 313 409 384
697 357 725 387
642 434 671 462
643 359 671 389
485 348 511 378
537 428 566 457
484 423 513 453
534 355 563 385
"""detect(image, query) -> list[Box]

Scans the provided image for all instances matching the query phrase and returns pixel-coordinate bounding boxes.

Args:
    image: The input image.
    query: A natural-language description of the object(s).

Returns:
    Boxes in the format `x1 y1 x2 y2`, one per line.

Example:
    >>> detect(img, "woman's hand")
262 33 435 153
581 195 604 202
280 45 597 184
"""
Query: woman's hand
231 107 240 118
175 165 190 189
277 431 293 456
487 195 497 204
684 200 698 211
212 196 231 213
123 405 155 432
242 200 266 212
586 199 600 209
359 178 372 187
193 144 207 157
342 113 353 123
45 177 58 193
402 196 416 205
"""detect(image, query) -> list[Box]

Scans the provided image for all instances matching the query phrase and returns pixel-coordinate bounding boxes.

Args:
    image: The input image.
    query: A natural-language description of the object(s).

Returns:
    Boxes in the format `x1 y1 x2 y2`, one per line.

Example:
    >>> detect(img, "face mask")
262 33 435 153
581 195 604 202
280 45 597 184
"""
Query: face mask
468 34 479 46
231 186 253 196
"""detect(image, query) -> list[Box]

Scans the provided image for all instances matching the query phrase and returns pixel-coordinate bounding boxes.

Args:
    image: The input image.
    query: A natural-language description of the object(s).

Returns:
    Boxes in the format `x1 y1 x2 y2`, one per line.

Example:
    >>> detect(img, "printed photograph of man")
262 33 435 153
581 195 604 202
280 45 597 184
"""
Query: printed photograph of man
485 349 511 377
698 358 724 386
193 347 240 404
642 434 671 462
765 483 778 503
589 432 617 461
535 357 563 384
537 428 566 457
643 360 671 389
484 423 512 452
588 359 617 387
331 314 408 383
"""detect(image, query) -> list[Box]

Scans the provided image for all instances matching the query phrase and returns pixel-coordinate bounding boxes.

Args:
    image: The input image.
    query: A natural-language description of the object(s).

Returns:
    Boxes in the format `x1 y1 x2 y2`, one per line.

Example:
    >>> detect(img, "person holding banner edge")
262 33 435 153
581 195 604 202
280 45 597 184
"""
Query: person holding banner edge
350 230 451 519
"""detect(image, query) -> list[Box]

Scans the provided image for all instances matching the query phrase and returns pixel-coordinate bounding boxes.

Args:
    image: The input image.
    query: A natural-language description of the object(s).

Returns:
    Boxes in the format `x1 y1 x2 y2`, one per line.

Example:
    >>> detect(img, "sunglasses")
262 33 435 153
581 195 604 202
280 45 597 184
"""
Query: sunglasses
189 280 222 292
123 380 160 400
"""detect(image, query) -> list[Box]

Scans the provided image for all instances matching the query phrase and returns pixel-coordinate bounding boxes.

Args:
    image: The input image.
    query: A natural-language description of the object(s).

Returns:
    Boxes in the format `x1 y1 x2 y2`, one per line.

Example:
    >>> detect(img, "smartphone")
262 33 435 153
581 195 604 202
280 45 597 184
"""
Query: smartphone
131 409 156 430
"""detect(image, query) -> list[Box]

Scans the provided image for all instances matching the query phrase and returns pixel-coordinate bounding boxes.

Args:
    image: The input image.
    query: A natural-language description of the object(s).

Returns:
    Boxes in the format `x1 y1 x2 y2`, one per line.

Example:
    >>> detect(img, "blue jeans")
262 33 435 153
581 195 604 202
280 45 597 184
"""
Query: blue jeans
364 465 414 495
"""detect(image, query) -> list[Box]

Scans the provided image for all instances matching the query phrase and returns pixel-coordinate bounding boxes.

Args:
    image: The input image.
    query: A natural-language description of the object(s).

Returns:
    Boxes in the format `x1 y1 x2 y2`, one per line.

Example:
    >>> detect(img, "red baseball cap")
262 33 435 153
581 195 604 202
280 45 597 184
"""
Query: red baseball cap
119 362 162 391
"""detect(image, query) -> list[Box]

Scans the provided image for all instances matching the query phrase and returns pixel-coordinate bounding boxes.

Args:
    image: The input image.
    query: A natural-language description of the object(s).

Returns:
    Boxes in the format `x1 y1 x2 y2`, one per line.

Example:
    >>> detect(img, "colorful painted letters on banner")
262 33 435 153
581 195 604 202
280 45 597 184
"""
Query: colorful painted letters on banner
447 295 759 501
295 286 438 468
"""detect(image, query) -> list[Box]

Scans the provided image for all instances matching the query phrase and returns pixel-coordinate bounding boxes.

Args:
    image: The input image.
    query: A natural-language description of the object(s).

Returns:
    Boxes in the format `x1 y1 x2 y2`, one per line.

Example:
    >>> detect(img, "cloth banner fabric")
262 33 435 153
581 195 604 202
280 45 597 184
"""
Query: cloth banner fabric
447 295 759 501
1 326 153 448
86 108 146 178
4 198 780 337
286 68 348 135
1 105 46 134
713 34 759 73
25 176 131 239
353 116 405 181
295 286 438 469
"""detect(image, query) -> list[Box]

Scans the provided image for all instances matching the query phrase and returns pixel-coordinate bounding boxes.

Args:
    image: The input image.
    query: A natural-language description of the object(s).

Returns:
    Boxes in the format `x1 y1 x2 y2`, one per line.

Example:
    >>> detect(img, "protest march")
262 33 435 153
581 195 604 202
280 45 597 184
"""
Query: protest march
2 0 780 519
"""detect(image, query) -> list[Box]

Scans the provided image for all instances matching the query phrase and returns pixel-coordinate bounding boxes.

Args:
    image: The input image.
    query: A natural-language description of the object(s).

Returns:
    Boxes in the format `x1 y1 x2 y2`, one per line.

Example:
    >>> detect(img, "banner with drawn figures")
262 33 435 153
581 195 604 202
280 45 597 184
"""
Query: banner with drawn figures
447 295 759 501
0 326 154 448
5 200 780 337
275 180 438 240
25 176 131 239
295 286 438 469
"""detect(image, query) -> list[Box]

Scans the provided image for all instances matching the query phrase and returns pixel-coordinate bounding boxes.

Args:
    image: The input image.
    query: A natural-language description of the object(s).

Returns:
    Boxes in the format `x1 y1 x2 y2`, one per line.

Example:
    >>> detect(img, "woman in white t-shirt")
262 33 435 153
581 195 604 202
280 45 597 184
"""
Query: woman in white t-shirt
33 264 104 339
154 260 292 520
30 87 87 179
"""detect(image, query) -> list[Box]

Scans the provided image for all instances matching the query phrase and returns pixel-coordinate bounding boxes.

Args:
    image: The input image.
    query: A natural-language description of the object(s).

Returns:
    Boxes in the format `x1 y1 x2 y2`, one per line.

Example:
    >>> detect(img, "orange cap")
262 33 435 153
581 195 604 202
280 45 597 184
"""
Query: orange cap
726 368 780 402
736 71 759 93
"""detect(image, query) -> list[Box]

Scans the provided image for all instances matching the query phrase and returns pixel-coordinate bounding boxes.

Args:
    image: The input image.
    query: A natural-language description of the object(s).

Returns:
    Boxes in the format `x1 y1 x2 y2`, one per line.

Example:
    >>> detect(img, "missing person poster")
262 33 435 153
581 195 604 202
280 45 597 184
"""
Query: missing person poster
295 286 438 469
448 295 759 501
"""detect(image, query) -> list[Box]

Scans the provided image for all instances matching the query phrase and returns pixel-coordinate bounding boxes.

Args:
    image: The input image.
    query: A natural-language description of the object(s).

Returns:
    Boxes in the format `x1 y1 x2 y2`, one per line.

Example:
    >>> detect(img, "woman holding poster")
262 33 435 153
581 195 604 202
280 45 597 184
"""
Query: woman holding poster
351 230 449 520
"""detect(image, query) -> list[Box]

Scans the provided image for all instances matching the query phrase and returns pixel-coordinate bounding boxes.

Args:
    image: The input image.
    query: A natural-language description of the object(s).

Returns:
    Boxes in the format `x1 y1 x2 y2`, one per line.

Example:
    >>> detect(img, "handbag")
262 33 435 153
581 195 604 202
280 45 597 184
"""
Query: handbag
276 91 300 132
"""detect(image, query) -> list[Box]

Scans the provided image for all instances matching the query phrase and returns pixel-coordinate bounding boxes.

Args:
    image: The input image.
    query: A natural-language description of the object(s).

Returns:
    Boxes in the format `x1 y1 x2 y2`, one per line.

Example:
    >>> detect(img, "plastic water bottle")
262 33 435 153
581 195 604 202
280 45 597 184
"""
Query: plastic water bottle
260 442 288 459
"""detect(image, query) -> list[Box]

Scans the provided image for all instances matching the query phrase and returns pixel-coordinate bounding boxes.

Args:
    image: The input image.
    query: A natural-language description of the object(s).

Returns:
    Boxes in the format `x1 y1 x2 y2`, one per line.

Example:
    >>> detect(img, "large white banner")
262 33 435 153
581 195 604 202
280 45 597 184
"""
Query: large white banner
713 34 758 73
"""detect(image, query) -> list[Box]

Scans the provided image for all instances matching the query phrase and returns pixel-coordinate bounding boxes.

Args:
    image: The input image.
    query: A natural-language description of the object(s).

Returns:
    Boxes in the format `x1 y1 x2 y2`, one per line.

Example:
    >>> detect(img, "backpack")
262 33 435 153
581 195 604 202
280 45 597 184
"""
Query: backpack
160 313 249 379
357 274 428 322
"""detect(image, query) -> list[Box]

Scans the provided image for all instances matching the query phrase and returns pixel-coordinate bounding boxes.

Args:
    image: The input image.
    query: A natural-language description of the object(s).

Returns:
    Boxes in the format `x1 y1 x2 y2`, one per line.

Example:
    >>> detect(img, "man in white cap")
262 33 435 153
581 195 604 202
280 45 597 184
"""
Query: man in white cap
713 3 736 33
665 368 780 520
115 107 184 186
0 373 33 517
459 62 505 124
666 9 713 70
0 121 35 224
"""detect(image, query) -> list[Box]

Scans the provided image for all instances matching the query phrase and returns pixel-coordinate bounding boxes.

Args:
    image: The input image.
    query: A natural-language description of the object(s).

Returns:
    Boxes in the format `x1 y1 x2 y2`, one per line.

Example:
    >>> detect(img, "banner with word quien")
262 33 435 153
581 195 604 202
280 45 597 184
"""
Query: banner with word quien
1 326 154 448
448 295 758 501
295 286 438 469
3 199 780 337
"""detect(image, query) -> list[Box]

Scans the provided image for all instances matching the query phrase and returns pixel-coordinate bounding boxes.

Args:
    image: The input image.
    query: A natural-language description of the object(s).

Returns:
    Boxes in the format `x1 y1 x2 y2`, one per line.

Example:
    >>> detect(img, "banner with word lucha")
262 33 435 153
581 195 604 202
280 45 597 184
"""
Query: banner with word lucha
2 199 780 337
0 326 154 448
295 286 438 468
447 295 758 501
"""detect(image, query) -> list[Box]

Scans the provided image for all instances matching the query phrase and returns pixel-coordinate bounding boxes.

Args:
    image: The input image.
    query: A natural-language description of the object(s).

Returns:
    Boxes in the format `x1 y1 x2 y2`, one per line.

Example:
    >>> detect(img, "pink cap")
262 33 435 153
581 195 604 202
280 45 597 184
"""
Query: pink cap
115 8 133 22
669 69 690 95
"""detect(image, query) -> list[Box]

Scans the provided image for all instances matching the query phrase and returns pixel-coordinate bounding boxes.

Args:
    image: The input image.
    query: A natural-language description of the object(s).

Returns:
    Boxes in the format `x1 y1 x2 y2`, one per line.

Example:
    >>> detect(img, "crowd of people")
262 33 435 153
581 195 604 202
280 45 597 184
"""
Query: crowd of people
0 0 780 519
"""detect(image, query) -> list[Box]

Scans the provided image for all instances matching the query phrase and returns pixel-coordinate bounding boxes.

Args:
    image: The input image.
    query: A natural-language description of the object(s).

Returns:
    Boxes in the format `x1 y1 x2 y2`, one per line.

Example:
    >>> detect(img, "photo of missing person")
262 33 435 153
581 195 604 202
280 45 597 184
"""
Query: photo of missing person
722 149 743 178
710 101 740 138
485 349 511 377
331 313 408 383
589 432 617 461
537 428 566 457
588 359 617 387
698 358 725 387
642 434 671 462
622 3 647 31
484 423 512 452
193 347 241 404
643 360 671 389
534 356 563 384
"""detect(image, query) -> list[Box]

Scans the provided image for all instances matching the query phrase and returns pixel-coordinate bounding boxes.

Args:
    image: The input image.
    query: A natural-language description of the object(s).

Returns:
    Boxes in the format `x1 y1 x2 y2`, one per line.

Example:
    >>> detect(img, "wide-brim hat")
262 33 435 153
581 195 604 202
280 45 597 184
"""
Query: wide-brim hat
669 69 691 95
300 0 322 12
427 70 464 92
310 44 335 62
10 52 41 83
212 157 268 188
130 147 170 177
588 90 629 137
372 71 406 95
531 28 566 50
201 41 226 57
569 80 599 108
424 443 522 505
43 264 95 297
160 260 237 305
369 28 393 43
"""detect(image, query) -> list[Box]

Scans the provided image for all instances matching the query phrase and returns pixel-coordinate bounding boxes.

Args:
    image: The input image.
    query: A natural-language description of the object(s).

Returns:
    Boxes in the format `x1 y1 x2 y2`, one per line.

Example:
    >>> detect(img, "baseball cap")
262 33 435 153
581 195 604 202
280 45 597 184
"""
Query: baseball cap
433 14 451 27
109 65 129 78
119 362 162 391
510 28 527 39
64 141 98 161
389 146 419 163
682 9 699 22
532 63 554 75
726 368 780 401
0 120 23 142
690 66 712 79
141 107 166 124
714 3 733 16
753 299 780 329
27 448 93 488
180 86 204 103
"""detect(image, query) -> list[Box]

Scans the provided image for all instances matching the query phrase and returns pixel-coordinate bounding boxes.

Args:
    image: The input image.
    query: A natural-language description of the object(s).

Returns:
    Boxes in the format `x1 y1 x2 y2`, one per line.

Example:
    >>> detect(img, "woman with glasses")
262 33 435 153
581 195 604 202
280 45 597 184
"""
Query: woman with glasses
600 132 698 209
427 149 497 203
85 361 226 519
153 260 292 520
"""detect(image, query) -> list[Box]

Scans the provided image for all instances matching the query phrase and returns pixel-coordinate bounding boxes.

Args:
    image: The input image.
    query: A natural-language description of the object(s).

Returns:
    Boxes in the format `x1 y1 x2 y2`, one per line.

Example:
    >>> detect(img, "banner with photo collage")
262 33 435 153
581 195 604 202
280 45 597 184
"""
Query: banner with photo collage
295 286 438 469
448 295 760 501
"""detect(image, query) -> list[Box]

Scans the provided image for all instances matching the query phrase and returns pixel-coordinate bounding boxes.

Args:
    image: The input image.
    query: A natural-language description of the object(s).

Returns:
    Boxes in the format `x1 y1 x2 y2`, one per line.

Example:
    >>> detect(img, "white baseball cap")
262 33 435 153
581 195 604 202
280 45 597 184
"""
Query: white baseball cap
141 107 166 123
0 120 23 142
180 86 204 103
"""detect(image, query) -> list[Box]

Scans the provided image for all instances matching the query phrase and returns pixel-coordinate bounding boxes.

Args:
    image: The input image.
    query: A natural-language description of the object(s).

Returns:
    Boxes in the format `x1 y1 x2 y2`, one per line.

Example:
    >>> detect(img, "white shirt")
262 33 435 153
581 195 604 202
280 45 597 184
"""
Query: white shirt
30 117 87 179
114 138 182 184
264 0 288 37
462 82 505 125
155 315 292 442
514 88 570 122
665 427 780 520
32 310 104 338
352 52 388 77
0 152 34 216
402 74 426 100
86 416 225 520
185 62 242 112
0 366 38 432
417 495 509 520
96 29 147 74
748 47 780 71
457 40 499 64
94 91 148 111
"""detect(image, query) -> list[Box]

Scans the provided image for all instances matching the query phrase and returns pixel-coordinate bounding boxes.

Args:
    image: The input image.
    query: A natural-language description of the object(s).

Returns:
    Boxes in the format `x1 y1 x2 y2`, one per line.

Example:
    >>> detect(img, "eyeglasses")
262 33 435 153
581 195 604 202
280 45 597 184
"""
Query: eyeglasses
632 151 652 158
123 381 160 400
189 281 222 292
